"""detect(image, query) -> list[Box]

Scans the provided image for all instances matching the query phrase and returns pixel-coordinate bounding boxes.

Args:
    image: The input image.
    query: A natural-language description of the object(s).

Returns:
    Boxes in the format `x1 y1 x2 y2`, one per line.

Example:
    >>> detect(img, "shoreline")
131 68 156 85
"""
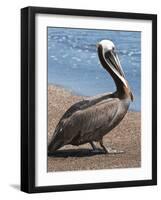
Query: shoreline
48 84 141 172
48 83 141 112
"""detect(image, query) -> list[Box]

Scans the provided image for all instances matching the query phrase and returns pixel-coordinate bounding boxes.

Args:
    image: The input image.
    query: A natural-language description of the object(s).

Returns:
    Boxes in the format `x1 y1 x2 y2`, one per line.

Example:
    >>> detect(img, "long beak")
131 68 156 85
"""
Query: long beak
105 50 125 78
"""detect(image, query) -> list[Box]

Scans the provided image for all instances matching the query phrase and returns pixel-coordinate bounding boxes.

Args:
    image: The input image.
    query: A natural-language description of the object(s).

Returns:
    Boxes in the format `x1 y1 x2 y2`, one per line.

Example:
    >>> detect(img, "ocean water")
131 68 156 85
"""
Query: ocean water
48 27 141 112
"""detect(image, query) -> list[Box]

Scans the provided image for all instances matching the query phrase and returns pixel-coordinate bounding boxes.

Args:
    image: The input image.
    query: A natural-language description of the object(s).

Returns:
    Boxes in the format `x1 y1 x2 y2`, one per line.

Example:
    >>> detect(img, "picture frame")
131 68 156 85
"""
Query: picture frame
21 6 157 193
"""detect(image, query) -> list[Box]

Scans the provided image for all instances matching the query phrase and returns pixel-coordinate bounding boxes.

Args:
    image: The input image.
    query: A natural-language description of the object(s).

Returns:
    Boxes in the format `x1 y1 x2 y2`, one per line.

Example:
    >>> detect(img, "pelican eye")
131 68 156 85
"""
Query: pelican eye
112 46 115 51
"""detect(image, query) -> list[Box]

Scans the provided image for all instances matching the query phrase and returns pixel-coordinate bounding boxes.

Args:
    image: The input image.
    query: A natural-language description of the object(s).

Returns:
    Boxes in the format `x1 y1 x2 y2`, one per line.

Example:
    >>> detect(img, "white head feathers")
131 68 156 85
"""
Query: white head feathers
97 40 115 53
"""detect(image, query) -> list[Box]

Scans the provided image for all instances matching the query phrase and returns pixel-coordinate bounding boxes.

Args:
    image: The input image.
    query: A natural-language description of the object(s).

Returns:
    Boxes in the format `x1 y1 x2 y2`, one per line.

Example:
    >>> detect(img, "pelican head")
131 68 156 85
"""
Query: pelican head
97 40 115 53
97 40 134 101
97 40 125 78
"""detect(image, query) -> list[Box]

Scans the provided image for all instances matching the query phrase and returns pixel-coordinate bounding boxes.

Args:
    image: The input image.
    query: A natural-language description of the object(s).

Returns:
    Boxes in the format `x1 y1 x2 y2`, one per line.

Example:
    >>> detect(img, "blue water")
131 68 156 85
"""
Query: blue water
48 27 141 111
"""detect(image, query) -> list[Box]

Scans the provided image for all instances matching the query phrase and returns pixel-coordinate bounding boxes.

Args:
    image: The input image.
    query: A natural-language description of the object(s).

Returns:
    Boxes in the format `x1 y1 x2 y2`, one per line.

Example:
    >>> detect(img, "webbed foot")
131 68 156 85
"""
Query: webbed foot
103 146 124 154
99 140 124 154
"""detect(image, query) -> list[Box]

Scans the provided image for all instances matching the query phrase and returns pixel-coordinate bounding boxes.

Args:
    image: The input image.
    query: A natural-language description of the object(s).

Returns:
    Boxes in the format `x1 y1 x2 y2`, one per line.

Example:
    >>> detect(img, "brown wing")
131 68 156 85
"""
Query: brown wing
69 98 120 144
48 94 120 151
51 92 112 139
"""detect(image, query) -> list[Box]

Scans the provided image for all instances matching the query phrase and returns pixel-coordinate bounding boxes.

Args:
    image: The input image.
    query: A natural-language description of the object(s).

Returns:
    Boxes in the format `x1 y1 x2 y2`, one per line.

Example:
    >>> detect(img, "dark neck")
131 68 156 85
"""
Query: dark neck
98 46 128 95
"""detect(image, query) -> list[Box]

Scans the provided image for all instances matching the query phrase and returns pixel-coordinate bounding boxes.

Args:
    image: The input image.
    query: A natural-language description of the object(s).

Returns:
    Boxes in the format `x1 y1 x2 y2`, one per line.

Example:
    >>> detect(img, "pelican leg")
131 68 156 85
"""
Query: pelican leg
99 140 124 154
99 140 108 153
90 142 97 150
90 142 102 153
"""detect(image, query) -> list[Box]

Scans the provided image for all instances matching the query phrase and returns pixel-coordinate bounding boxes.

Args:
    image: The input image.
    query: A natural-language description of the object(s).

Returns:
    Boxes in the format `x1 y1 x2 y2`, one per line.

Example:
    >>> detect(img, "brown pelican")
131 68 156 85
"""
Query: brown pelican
48 40 133 154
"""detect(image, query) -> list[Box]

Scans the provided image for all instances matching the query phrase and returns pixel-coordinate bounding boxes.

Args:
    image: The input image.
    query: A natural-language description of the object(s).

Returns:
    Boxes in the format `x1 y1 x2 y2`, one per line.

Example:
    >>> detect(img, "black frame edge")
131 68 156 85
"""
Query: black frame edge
152 14 157 185
21 7 30 193
23 6 157 19
21 7 36 193
32 180 155 193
